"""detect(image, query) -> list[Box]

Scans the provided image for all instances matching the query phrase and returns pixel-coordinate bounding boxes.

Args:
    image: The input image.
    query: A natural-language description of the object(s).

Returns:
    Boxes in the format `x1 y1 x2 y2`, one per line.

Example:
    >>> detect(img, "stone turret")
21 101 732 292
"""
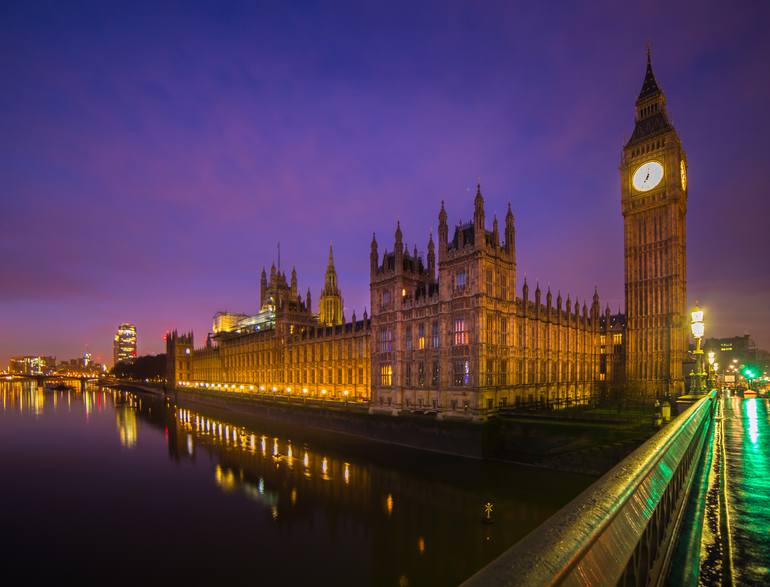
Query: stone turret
260 267 267 308
473 183 485 244
319 244 344 326
505 203 515 258
438 201 448 261
427 232 435 277
370 233 378 275
522 278 529 315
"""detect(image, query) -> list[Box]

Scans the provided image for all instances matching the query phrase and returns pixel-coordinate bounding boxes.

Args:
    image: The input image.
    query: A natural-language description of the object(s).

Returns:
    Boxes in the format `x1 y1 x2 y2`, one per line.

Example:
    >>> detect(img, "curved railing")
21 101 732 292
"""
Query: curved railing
463 391 717 587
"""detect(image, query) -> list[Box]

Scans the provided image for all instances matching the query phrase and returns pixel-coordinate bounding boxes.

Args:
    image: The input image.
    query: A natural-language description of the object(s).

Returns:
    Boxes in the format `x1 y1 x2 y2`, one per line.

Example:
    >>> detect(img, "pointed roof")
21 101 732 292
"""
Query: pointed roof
474 182 484 204
638 47 661 101
327 243 335 267
439 200 447 223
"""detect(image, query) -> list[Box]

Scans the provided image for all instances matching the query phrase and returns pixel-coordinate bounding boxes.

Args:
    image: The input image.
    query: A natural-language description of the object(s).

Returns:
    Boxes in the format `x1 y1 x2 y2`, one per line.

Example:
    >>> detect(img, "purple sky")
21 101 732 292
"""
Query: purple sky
2 0 769 367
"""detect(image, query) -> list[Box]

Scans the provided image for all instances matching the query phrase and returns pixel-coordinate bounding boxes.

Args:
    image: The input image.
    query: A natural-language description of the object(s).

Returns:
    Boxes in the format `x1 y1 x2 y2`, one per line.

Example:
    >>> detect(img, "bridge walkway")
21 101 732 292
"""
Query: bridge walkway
721 394 770 584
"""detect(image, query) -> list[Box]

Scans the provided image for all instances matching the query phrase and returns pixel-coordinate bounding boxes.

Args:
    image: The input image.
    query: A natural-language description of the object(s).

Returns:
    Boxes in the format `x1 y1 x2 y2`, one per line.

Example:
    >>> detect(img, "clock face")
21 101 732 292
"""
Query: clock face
632 161 664 192
680 160 687 191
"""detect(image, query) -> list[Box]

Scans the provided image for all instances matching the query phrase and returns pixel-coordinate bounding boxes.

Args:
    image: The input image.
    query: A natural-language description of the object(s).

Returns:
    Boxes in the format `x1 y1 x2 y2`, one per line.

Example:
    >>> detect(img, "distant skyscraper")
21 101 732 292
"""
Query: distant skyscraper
113 323 137 366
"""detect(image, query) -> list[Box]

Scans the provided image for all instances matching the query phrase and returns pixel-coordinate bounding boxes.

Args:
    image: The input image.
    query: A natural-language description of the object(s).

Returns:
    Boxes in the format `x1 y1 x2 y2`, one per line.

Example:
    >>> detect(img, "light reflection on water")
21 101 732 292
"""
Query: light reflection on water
0 381 593 586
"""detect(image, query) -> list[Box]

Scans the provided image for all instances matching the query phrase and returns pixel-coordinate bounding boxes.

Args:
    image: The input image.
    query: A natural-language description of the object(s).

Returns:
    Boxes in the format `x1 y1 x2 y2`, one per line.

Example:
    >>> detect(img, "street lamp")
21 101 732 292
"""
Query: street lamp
707 351 716 391
690 304 707 394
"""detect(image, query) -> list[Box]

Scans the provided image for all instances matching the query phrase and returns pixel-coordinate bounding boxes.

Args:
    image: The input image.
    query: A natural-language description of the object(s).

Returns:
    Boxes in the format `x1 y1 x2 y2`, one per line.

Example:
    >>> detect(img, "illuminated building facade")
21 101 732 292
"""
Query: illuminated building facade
168 251 372 400
318 245 344 326
167 55 699 412
621 52 688 398
369 187 604 413
8 355 56 375
113 323 137 366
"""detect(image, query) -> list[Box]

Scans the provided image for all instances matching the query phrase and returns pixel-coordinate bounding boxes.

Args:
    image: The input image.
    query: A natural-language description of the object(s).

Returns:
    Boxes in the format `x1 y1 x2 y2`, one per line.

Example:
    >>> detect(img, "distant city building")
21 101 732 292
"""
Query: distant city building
8 355 56 375
113 323 137 366
53 356 105 377
704 335 758 368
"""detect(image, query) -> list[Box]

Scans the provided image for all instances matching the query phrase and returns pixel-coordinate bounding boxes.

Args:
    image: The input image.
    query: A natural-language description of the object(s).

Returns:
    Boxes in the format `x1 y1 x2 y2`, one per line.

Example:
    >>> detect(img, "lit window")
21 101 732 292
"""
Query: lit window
380 363 393 386
453 318 468 345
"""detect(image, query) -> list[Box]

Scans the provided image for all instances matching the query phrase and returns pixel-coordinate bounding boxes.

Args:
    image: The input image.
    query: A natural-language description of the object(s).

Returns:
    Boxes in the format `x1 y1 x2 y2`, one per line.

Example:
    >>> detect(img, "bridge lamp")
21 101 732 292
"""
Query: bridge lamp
690 306 704 340
707 351 715 366
690 304 706 394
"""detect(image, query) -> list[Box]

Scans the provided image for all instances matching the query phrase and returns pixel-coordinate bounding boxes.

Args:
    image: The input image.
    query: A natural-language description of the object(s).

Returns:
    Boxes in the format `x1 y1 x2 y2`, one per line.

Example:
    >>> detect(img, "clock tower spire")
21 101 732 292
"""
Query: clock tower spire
621 51 688 400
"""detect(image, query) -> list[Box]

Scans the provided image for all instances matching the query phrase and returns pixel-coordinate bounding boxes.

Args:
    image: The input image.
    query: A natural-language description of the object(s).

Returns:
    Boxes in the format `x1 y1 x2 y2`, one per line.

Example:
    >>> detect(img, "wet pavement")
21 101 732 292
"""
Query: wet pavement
722 394 770 584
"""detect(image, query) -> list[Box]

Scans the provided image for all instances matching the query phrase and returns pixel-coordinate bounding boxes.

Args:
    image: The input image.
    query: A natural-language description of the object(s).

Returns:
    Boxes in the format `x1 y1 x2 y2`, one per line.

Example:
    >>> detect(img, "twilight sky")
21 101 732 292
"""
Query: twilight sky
1 0 769 367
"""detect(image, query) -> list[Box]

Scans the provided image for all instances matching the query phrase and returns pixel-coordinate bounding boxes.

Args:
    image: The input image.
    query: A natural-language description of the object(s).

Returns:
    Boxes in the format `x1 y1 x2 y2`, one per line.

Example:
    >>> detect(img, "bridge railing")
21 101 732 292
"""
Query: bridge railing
463 391 717 587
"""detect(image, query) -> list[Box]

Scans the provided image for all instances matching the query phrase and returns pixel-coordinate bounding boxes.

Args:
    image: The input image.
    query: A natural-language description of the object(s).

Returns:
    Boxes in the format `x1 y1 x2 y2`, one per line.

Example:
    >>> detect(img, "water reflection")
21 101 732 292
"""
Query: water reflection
115 404 138 448
0 382 593 586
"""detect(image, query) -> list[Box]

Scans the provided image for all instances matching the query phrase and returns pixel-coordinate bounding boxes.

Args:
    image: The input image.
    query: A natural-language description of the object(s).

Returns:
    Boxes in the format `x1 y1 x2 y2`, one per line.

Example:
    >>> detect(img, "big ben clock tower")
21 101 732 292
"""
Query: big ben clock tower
621 50 687 399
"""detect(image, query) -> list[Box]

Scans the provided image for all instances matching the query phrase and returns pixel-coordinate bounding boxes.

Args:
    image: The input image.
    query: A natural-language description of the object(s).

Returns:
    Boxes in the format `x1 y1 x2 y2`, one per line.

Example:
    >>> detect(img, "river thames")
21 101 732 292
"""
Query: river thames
0 381 593 586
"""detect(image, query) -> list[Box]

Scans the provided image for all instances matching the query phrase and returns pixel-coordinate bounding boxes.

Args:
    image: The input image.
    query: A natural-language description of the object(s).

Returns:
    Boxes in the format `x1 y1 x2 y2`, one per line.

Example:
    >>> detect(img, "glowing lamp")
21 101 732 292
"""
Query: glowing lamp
691 322 704 338
707 351 715 365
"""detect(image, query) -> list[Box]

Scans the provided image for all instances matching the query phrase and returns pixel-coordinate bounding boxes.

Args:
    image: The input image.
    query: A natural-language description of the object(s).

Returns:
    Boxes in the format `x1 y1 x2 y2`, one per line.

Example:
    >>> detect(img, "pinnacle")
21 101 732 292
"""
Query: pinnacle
638 48 661 101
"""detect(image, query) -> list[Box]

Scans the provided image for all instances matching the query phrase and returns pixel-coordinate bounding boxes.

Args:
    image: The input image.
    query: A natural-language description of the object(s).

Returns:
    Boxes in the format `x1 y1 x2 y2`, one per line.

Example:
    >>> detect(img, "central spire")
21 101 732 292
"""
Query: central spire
637 45 661 102
319 243 344 326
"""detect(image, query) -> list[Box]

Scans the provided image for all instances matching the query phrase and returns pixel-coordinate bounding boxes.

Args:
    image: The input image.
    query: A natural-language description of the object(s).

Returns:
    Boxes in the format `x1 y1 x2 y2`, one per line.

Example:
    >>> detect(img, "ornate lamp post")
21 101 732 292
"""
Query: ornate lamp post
690 304 707 394
707 351 716 391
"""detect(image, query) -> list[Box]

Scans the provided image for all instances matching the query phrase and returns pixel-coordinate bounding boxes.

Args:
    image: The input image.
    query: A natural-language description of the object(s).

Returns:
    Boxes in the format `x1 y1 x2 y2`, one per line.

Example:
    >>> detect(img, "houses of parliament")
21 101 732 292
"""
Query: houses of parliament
168 53 688 413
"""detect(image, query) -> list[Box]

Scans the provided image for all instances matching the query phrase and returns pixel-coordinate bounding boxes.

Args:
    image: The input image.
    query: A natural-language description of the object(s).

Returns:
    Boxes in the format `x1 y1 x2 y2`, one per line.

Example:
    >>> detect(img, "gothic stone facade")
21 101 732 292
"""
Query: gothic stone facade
167 54 689 411
621 53 688 398
168 253 371 401
369 187 604 413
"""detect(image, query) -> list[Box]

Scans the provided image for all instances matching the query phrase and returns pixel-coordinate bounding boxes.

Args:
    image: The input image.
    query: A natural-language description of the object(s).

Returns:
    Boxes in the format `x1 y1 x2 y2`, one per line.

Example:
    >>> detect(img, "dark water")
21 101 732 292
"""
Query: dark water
722 395 770 584
0 382 592 586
